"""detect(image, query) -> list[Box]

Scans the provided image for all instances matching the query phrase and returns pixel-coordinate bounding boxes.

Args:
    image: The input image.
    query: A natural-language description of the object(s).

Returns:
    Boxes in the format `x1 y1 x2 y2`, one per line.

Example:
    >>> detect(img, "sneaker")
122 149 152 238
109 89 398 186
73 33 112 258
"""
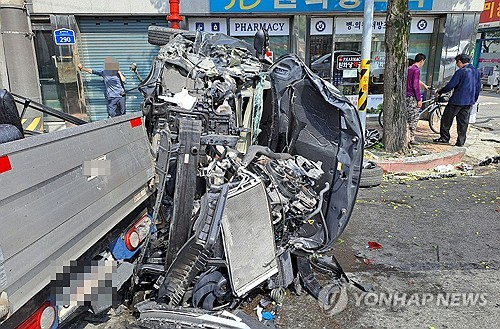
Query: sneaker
433 138 449 144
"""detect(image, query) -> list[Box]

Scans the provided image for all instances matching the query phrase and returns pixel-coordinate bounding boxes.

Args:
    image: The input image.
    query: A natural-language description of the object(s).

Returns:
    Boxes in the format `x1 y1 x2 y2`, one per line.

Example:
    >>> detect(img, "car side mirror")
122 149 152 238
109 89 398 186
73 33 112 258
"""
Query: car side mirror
254 29 269 58
129 62 143 82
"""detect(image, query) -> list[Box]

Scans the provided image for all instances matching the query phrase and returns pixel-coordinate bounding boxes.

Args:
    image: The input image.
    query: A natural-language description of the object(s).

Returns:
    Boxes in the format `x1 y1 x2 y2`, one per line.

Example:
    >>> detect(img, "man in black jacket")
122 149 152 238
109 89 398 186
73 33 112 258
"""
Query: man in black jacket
434 54 481 147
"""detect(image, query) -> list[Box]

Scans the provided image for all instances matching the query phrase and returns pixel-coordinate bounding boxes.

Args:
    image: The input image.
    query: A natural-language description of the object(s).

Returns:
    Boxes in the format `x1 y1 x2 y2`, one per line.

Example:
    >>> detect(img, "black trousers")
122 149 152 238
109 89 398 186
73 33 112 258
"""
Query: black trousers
439 103 471 146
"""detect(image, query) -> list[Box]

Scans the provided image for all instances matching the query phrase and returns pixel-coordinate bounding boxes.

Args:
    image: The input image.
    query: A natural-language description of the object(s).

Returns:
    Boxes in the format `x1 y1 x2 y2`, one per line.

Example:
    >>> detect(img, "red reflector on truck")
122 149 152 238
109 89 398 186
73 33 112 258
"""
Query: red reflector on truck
16 301 57 329
130 117 142 128
0 155 12 173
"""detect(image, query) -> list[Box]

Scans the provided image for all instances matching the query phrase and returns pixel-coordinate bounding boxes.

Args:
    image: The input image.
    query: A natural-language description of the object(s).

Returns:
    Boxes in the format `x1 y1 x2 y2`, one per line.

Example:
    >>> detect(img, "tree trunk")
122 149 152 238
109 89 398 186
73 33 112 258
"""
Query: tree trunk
383 0 411 153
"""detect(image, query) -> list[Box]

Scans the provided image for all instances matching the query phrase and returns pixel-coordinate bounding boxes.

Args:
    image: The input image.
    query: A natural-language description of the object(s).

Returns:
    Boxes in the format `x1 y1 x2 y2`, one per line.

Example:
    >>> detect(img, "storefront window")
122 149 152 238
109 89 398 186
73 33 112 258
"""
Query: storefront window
309 35 363 96
33 30 61 111
238 36 289 59
477 30 500 81
409 34 432 81
310 35 333 64
33 23 86 121
307 15 435 114
228 17 290 62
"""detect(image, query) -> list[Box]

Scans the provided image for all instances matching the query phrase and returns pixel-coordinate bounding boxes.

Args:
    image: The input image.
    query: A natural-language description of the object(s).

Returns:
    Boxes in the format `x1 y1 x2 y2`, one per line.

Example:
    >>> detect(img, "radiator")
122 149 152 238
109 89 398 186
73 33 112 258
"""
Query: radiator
222 180 278 297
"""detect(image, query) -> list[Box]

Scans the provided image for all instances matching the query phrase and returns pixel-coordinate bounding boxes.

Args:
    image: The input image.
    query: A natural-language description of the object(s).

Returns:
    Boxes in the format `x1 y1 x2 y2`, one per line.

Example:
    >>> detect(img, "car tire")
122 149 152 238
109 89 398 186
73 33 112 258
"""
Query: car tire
0 124 23 144
360 161 383 187
148 26 195 46
148 26 178 46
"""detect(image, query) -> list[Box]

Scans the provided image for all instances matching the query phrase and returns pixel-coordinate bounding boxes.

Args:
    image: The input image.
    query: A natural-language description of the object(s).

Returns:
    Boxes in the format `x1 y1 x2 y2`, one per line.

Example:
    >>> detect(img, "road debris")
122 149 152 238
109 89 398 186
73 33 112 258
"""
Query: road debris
478 155 500 166
368 241 383 250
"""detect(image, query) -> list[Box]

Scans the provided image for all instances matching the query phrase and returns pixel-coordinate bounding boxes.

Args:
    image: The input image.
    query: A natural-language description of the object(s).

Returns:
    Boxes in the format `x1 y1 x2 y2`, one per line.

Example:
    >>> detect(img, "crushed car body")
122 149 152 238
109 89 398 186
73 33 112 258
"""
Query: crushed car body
127 26 364 326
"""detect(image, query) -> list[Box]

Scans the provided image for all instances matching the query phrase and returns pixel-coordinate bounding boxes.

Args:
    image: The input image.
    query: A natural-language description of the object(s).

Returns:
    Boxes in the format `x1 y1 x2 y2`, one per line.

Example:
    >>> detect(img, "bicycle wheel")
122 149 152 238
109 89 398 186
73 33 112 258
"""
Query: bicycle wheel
429 105 444 134
378 110 384 128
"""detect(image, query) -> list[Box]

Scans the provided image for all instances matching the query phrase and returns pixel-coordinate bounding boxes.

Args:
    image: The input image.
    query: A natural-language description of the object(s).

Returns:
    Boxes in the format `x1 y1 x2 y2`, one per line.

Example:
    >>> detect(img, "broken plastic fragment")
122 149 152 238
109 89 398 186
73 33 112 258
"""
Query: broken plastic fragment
363 258 375 265
216 100 232 114
161 88 197 110
256 305 263 322
262 312 274 320
434 164 454 173
367 241 382 250
478 155 500 166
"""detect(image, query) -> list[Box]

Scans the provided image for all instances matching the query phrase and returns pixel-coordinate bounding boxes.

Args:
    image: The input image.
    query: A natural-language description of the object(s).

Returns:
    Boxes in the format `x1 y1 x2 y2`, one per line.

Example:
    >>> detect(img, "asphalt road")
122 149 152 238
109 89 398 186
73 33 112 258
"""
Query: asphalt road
476 92 500 134
279 168 500 329
65 92 499 329
65 159 499 329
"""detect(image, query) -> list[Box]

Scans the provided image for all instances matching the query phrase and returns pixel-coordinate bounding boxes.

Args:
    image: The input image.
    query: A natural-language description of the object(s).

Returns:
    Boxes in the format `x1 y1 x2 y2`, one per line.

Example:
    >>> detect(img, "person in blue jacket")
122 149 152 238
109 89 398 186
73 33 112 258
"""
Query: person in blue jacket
434 54 481 147
78 57 127 117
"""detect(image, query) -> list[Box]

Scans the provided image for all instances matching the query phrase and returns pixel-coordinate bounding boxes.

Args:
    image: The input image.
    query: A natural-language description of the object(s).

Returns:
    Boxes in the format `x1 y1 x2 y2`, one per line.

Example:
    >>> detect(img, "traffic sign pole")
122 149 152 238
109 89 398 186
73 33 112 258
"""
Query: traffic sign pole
358 0 374 135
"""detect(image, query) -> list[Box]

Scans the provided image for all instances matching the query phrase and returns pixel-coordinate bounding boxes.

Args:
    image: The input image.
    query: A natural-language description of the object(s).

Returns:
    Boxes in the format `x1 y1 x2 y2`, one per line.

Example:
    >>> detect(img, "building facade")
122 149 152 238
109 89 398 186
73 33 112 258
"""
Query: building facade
476 0 500 89
12 0 484 121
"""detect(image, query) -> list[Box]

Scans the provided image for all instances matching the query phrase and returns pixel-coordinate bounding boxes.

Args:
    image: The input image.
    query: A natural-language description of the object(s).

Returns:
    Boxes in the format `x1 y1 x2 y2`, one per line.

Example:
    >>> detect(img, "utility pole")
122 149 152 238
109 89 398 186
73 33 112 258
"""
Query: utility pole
358 0 374 134
0 0 42 126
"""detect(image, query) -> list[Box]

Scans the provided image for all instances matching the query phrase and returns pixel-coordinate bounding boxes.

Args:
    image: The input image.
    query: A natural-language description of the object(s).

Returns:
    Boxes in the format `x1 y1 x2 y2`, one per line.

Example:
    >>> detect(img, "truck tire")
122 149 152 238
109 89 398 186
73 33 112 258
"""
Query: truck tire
0 124 23 144
360 161 383 187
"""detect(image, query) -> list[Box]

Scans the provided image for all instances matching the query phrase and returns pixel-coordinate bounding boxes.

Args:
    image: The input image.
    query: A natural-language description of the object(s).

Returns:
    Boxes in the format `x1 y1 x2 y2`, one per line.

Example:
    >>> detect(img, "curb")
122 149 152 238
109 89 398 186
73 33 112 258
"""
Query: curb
376 147 466 173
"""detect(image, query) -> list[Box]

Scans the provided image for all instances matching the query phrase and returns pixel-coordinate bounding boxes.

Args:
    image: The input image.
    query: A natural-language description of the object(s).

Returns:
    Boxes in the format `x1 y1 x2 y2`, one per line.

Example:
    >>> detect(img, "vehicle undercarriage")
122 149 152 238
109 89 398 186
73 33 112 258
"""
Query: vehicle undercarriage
119 26 363 328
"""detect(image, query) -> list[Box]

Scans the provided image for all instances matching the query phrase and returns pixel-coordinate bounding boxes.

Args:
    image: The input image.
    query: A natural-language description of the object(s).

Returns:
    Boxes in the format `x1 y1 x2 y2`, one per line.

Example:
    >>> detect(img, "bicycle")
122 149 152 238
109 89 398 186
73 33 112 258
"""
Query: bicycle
378 90 448 134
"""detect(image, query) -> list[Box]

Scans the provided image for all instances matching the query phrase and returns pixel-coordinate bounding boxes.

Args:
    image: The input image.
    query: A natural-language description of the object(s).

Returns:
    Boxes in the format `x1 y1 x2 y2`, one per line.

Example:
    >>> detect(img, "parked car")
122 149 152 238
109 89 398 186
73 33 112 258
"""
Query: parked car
310 50 361 80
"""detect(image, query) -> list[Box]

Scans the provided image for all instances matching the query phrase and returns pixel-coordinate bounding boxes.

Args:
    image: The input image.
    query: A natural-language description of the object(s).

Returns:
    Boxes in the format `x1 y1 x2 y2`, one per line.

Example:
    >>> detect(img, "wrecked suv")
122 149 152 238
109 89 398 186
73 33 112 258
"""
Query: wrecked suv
128 26 363 327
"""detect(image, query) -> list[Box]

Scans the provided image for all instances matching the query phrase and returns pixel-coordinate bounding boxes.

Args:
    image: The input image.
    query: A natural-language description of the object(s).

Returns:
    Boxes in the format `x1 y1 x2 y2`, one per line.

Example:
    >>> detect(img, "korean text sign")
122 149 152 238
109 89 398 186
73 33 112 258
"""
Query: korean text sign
210 0 433 13
480 0 500 24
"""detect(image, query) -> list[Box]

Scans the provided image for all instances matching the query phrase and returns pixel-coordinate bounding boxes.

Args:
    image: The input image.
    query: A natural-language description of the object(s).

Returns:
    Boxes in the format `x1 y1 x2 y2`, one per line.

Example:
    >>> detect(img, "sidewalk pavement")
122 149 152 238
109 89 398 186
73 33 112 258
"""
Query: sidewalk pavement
365 119 500 173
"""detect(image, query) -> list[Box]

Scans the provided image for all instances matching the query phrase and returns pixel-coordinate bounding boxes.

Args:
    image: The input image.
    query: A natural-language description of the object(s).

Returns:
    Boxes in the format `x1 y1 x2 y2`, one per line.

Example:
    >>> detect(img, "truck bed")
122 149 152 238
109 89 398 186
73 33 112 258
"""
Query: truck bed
0 113 154 316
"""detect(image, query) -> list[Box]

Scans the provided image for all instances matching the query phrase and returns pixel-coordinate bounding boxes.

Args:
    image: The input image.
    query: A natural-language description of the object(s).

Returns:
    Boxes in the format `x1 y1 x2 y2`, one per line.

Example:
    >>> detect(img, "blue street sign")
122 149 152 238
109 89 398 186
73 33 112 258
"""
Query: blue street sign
54 28 76 45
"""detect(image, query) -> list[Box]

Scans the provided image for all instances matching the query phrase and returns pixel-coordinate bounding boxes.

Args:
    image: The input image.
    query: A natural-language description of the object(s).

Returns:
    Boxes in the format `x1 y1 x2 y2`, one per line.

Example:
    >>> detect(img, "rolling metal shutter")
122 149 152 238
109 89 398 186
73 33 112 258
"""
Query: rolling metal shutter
78 17 165 121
